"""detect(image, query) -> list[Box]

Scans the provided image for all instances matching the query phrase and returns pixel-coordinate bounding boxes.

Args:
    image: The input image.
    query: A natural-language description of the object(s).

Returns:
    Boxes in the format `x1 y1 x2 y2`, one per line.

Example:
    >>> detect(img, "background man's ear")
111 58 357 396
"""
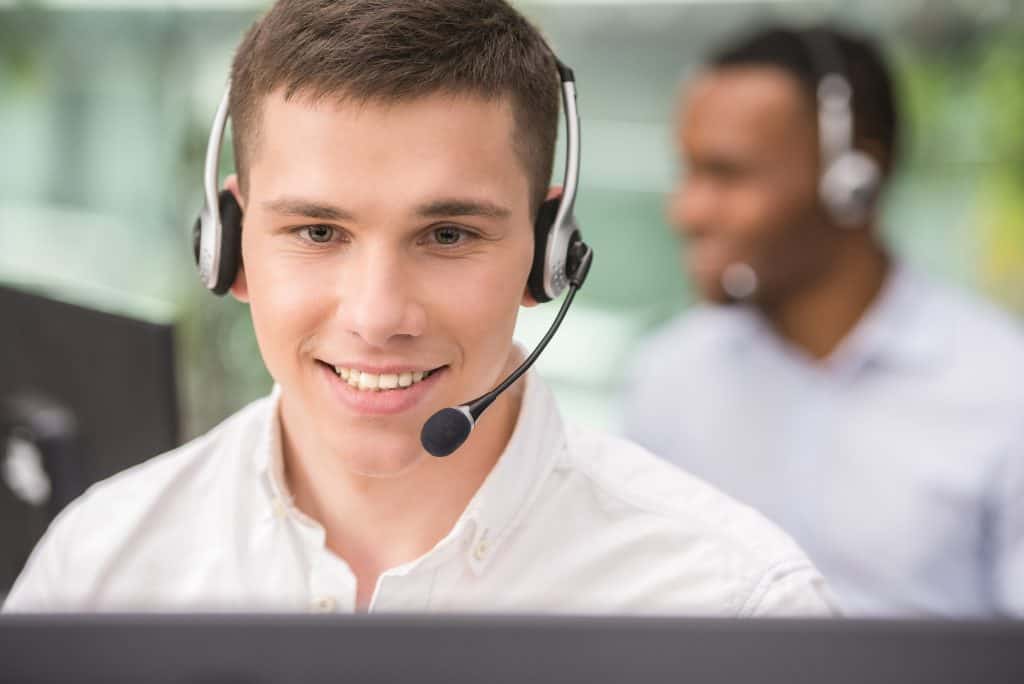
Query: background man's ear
521 185 566 307
858 137 889 178
223 174 249 303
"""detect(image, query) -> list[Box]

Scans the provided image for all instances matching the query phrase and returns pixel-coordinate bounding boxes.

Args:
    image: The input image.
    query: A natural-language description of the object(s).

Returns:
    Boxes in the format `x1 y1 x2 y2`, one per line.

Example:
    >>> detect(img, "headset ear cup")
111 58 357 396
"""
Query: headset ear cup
211 189 244 296
528 197 560 303
820 151 881 227
192 215 203 267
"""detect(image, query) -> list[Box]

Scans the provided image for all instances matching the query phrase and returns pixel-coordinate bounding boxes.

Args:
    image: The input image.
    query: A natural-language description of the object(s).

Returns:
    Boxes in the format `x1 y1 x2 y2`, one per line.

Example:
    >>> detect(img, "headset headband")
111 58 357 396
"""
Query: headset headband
800 30 855 170
196 58 582 300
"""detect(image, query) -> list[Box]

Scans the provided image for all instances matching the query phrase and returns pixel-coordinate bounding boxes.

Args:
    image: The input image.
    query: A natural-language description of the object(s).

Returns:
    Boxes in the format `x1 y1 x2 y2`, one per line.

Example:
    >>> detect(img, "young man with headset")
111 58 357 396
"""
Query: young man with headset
5 0 833 615
624 25 1024 617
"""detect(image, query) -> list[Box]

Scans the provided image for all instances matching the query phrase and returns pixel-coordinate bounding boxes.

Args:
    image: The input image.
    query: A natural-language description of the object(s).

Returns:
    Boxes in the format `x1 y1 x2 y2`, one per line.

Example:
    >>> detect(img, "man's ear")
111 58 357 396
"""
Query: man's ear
224 174 249 303
521 185 565 308
225 173 245 211
858 137 888 178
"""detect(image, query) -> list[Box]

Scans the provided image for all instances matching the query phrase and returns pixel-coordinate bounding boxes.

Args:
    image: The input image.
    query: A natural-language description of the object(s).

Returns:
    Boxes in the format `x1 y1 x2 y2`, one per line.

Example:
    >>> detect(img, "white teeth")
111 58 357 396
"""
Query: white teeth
333 366 437 392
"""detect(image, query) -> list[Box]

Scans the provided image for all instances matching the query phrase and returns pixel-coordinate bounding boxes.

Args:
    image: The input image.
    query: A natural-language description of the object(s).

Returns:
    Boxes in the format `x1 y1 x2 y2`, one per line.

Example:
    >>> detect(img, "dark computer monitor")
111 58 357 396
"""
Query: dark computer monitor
0 283 180 593
0 614 1022 683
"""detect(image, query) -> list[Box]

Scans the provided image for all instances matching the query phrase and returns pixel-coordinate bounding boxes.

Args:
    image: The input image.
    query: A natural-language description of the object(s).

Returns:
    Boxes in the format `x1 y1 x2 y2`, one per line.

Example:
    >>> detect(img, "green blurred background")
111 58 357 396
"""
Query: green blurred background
2 0 1022 442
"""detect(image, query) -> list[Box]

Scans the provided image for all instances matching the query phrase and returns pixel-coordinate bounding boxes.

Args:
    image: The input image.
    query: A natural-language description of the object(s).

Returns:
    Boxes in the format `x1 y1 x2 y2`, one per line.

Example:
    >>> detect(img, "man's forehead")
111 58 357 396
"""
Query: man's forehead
244 87 531 215
687 67 812 120
680 66 815 149
248 87 523 178
254 86 518 144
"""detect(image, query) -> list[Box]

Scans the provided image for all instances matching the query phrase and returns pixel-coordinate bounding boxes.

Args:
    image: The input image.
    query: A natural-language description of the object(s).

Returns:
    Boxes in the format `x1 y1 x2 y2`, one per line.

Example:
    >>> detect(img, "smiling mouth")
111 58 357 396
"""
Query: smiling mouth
318 361 445 392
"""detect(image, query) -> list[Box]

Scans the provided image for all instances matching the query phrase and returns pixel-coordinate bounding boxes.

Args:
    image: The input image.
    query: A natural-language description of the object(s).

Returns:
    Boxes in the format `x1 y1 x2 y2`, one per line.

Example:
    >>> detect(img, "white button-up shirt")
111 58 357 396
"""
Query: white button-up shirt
4 372 834 616
623 264 1024 617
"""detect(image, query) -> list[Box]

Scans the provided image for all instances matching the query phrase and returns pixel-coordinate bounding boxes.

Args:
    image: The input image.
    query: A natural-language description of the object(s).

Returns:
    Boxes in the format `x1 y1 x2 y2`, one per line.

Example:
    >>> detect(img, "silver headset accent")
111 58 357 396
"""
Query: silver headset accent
804 31 881 227
196 87 232 291
539 74 582 301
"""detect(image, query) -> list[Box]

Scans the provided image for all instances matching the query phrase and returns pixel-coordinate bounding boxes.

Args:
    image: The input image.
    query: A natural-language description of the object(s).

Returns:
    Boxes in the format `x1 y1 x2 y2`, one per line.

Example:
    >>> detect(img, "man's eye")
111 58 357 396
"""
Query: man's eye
433 226 464 246
304 225 335 243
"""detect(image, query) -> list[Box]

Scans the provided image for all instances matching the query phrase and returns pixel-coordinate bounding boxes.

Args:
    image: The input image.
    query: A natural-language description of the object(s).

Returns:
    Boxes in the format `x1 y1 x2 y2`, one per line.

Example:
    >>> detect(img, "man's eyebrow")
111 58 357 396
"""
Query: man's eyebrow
416 198 511 220
261 198 353 221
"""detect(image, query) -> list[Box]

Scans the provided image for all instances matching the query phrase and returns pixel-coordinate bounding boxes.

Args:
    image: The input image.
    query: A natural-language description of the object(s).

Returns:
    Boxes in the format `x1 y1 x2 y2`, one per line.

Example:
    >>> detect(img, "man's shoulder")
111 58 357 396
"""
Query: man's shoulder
3 394 274 612
627 306 752 398
553 424 834 615
935 281 1024 353
565 425 806 559
635 305 743 364
916 273 1024 397
67 393 271 524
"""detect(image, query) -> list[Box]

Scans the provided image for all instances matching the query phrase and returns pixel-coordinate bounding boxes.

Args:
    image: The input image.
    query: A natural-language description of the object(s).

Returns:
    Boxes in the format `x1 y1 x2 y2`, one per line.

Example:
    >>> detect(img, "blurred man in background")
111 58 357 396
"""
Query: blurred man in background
624 25 1024 617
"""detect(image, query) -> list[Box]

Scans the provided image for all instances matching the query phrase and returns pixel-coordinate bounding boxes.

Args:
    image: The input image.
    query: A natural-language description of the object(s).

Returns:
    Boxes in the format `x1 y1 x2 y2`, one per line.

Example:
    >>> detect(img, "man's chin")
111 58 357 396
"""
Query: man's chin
329 434 431 479
690 273 733 306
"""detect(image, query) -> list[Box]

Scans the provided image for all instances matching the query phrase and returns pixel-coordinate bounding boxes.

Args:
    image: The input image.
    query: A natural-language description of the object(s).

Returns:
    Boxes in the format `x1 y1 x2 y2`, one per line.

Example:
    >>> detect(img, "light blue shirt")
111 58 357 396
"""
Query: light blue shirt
623 264 1024 617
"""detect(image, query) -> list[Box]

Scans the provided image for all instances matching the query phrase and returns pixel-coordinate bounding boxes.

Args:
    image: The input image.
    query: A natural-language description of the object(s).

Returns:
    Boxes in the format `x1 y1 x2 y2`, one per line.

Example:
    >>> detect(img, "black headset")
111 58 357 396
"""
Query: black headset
193 61 587 302
800 29 882 227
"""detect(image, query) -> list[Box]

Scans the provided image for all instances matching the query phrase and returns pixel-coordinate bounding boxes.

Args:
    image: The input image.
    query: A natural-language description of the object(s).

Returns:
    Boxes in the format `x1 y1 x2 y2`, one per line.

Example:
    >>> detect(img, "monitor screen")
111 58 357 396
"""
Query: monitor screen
0 283 179 594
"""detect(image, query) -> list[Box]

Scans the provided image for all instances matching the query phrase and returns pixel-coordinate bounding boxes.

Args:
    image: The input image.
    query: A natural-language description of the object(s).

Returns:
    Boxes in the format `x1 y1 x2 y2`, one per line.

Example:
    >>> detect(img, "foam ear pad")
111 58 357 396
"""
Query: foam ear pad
192 190 244 296
213 190 244 295
820 151 881 227
528 197 560 303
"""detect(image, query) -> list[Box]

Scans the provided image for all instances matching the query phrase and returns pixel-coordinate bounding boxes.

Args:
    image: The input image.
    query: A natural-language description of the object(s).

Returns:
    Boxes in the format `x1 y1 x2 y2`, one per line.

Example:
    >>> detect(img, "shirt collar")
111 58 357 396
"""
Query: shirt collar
826 261 948 373
459 369 566 575
718 261 949 373
252 360 566 575
255 384 291 515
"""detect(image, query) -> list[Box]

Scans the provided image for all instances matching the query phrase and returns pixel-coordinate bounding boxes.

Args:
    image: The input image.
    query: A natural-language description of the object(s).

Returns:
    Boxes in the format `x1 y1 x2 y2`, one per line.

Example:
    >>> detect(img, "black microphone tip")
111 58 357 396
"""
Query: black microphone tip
420 407 474 458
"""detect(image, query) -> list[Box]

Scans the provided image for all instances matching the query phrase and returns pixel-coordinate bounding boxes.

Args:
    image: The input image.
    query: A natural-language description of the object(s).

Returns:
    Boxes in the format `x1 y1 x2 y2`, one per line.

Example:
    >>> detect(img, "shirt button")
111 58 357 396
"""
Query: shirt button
473 539 489 561
272 497 288 519
311 596 337 613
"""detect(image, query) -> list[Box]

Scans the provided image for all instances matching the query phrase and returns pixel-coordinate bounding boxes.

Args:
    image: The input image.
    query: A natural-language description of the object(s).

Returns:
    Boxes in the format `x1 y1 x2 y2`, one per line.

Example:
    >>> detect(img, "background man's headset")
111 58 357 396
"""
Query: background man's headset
800 29 882 227
193 58 593 458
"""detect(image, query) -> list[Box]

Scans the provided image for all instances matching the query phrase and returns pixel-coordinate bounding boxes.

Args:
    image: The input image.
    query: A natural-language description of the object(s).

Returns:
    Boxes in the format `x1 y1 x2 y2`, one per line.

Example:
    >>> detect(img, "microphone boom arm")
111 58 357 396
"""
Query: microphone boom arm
420 239 593 457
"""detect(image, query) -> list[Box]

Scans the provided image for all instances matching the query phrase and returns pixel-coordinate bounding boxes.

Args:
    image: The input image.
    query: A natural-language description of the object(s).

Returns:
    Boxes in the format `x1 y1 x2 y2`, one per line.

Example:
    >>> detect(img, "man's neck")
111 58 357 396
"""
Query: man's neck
278 364 525 609
760 234 891 361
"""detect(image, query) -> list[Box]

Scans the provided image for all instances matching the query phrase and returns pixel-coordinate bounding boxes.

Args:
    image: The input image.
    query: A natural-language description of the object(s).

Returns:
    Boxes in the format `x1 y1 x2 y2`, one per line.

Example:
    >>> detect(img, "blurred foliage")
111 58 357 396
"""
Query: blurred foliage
0 4 48 91
976 28 1024 309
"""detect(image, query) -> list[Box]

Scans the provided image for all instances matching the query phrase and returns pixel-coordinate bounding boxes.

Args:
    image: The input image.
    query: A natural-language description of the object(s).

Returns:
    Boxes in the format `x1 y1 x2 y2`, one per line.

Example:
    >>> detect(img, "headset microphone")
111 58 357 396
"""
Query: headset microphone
420 58 591 458
421 239 592 457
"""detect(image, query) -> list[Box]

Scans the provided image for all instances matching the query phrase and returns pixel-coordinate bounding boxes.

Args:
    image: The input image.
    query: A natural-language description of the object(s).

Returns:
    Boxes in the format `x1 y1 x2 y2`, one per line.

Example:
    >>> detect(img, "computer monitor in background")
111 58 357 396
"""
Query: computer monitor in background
0 283 179 594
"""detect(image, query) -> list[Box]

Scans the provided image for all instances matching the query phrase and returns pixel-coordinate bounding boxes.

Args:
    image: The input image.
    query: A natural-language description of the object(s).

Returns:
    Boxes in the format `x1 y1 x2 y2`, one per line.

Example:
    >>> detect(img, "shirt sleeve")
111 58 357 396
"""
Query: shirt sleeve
2 503 76 613
991 430 1024 616
740 561 842 617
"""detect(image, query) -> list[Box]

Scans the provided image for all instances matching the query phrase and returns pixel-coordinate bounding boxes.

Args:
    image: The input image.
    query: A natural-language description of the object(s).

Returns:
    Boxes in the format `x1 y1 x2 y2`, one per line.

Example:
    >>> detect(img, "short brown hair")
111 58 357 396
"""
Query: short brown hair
229 0 560 213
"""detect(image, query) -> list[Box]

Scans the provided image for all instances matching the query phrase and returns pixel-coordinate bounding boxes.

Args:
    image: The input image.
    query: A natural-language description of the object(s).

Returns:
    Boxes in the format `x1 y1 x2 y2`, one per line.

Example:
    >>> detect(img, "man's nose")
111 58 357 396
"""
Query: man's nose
340 246 427 348
669 177 717 237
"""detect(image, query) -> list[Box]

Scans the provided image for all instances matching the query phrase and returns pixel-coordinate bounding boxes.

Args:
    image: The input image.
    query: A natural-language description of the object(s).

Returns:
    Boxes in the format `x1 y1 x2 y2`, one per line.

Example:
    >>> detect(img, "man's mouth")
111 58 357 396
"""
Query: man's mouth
319 362 445 392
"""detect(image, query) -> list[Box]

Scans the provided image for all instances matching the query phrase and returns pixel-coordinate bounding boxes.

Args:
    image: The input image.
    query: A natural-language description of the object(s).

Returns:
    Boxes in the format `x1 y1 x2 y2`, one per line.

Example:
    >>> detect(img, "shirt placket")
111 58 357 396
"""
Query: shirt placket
782 364 836 547
308 545 358 614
